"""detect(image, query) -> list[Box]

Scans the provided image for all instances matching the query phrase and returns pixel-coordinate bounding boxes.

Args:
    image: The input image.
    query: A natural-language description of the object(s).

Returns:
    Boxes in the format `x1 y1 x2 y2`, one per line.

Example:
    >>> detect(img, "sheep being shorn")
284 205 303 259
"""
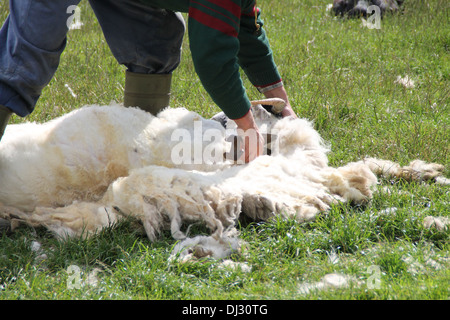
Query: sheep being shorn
0 100 447 258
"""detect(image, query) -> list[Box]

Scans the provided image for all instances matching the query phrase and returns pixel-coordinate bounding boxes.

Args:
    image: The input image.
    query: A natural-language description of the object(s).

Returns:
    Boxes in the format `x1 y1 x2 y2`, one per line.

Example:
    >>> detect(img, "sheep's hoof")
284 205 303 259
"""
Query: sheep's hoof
0 218 11 235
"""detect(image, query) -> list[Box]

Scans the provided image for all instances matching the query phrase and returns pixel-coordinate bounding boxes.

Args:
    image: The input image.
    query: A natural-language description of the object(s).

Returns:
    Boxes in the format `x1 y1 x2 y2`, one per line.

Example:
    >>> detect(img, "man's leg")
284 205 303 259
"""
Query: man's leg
89 0 185 114
0 0 82 117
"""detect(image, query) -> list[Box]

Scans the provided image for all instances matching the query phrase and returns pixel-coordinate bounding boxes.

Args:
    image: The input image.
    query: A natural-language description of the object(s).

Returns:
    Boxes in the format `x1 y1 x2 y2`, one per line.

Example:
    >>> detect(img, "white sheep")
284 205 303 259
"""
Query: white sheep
0 103 231 212
0 100 447 253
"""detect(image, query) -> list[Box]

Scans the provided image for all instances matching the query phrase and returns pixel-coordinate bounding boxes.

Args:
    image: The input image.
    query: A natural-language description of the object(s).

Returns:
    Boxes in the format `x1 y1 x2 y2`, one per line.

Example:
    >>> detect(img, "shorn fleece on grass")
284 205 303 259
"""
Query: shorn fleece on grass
0 100 447 258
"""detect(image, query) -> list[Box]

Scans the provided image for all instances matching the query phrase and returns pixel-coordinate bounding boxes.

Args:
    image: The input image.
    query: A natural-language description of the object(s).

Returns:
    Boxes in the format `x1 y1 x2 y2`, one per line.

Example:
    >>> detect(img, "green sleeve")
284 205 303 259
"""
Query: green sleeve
188 0 251 119
237 7 282 90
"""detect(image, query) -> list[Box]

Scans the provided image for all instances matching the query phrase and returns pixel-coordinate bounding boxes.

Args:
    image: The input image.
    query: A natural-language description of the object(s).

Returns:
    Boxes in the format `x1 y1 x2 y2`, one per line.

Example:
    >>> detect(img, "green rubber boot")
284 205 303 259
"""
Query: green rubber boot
124 71 172 115
0 104 12 142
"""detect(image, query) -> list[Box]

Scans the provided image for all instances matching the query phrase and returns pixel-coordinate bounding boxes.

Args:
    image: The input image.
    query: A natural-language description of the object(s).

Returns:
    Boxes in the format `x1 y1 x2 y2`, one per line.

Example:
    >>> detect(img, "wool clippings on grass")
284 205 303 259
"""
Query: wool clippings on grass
435 176 450 185
423 216 449 231
395 75 415 89
402 245 450 276
379 207 398 215
297 273 362 295
169 234 243 263
218 260 252 273
168 234 251 272
30 240 48 263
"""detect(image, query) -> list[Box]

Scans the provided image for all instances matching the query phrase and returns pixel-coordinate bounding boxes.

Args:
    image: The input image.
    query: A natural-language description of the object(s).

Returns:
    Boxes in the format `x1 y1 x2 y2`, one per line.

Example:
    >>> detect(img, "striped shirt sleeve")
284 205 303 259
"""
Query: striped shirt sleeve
188 0 252 119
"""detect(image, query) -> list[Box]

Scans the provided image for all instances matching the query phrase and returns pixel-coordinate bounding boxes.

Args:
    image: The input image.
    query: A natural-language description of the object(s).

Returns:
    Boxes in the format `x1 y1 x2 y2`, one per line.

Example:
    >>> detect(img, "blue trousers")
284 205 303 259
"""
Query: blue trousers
0 0 185 117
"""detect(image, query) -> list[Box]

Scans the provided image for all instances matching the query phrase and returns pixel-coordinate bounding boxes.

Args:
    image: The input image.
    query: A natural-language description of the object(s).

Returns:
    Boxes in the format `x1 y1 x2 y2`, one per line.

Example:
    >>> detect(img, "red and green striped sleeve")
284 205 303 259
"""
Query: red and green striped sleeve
138 0 282 119
187 0 251 119
238 5 283 93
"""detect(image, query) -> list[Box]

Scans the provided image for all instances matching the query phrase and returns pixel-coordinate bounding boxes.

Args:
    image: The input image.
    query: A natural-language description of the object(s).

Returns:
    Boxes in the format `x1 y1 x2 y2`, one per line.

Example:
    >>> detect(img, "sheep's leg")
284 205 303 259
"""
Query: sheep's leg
323 163 378 204
140 196 182 242
168 206 186 240
141 199 161 242
2 202 120 239
362 158 448 184
403 160 448 184
241 191 333 223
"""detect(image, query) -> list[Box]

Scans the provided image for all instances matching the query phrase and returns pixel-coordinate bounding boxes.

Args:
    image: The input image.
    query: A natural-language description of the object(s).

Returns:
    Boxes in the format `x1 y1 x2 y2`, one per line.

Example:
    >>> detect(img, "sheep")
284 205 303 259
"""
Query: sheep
0 100 447 257
0 103 231 212
0 97 289 213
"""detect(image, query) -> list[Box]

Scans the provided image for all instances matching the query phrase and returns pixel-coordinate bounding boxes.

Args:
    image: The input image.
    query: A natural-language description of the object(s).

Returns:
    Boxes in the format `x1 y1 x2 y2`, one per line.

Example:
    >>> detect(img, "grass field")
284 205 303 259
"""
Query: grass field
0 0 449 301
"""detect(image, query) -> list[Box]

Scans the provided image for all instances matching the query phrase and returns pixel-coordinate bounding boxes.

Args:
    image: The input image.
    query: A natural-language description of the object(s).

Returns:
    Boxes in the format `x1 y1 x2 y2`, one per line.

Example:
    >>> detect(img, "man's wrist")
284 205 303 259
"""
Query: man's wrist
263 85 297 118
233 109 258 131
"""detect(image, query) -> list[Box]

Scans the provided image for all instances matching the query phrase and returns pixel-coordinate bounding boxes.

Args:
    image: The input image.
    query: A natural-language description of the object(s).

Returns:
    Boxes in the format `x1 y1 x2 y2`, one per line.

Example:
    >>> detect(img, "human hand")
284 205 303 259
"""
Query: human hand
263 85 298 119
238 127 264 163
233 110 264 163
280 103 297 118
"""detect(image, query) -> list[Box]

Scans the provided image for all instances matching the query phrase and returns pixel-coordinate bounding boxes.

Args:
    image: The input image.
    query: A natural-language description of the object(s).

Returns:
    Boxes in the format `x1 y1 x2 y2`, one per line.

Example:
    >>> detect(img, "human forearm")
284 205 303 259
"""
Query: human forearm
263 85 297 118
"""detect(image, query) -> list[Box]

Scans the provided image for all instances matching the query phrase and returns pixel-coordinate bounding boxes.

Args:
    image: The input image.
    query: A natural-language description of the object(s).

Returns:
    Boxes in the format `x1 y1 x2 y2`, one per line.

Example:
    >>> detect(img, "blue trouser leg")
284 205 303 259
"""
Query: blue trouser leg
0 0 81 116
0 0 185 117
89 0 185 74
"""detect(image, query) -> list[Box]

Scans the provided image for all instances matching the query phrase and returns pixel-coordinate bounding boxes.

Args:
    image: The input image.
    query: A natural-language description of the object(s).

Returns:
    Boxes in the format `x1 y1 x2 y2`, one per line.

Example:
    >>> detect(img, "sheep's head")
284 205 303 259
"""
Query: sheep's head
210 98 329 164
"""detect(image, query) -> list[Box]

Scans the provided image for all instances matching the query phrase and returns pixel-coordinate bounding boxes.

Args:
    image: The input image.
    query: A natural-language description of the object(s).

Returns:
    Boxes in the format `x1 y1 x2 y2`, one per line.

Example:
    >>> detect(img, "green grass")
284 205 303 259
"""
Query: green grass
0 0 449 300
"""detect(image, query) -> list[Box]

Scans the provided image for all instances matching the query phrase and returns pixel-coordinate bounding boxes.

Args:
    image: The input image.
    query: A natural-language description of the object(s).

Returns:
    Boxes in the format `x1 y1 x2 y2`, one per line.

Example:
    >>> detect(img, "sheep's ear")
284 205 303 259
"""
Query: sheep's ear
210 111 228 128
261 105 283 119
